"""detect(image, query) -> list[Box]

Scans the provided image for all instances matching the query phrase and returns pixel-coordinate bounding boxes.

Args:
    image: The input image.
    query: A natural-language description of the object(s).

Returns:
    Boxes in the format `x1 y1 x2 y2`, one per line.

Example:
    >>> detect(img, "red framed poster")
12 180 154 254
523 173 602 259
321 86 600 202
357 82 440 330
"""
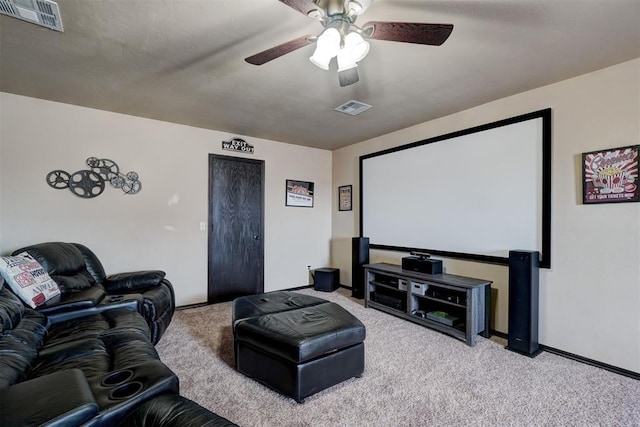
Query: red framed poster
285 179 314 207
582 144 639 204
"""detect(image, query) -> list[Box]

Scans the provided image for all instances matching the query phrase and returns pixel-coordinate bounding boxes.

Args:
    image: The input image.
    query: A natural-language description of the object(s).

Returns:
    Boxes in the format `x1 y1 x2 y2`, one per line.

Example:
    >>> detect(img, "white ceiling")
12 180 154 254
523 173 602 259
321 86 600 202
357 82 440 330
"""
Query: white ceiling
1 0 639 150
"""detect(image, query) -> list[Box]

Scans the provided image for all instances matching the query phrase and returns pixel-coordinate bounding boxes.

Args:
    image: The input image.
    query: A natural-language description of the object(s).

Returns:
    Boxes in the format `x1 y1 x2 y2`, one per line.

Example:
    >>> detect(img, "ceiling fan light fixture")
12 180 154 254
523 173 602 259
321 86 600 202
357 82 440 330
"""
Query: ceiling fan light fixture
344 31 370 63
248 1 455 88
309 27 341 70
337 49 357 72
346 0 372 16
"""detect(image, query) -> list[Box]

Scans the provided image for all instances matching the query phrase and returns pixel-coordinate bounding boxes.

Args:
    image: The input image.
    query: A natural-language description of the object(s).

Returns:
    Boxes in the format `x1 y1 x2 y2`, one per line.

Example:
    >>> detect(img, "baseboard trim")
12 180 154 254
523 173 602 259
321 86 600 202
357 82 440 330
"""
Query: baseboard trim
176 302 208 311
287 284 315 291
287 284 352 292
489 329 639 380
540 345 640 381
491 329 508 339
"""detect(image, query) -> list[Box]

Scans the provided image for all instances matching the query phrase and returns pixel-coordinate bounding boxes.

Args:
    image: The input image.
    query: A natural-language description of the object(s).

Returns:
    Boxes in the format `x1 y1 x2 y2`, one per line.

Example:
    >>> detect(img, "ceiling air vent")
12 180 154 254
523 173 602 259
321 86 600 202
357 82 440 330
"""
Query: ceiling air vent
334 100 372 116
0 0 63 31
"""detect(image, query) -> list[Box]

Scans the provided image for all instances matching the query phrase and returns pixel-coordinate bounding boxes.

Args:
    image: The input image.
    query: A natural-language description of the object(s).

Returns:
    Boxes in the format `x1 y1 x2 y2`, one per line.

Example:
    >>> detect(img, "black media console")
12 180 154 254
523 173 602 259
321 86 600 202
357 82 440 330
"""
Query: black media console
364 263 491 347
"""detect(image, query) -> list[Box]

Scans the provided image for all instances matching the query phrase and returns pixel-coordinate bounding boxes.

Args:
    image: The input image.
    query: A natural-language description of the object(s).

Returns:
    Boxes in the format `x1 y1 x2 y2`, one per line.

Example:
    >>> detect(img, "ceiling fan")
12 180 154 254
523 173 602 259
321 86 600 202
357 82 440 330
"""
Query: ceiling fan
245 0 453 87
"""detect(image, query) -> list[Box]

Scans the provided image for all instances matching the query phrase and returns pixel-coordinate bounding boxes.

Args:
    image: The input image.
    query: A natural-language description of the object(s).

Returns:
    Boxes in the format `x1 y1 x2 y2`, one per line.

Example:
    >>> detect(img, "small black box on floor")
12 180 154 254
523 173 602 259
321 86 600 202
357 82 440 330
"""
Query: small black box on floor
402 256 443 275
314 268 340 292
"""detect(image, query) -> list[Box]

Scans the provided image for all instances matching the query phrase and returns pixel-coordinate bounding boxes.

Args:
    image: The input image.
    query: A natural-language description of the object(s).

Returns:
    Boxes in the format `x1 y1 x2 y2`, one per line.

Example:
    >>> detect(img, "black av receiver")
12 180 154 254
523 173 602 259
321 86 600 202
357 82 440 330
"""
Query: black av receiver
402 251 443 275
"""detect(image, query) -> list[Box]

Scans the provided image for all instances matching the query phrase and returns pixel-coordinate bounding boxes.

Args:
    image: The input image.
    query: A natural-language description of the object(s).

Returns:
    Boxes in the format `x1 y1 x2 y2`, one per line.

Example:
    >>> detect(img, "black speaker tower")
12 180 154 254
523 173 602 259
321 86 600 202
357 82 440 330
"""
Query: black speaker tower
351 237 369 299
506 250 542 357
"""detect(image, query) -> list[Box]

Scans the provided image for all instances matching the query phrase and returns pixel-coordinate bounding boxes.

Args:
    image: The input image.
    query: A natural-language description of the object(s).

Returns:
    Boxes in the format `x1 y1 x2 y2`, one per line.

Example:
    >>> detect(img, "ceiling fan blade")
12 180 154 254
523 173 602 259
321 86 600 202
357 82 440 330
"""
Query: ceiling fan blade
278 0 322 16
362 22 453 46
338 68 359 87
245 35 315 65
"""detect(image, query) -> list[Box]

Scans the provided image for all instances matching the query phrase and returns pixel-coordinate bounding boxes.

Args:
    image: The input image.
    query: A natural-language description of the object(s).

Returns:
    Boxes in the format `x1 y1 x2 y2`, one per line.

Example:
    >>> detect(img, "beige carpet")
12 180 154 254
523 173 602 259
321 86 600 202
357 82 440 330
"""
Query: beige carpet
156 288 640 426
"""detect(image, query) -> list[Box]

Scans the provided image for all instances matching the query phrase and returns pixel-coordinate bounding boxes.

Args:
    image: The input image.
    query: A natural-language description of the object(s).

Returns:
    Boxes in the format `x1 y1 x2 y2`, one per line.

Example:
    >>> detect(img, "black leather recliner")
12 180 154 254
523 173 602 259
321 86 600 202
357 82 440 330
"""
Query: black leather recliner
0 274 237 426
12 242 175 344
0 273 176 426
119 393 239 426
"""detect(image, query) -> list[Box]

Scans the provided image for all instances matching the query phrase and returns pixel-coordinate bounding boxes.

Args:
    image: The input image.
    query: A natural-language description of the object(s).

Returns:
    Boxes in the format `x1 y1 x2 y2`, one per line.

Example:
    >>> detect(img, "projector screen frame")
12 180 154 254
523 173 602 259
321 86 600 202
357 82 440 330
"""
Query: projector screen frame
359 108 552 269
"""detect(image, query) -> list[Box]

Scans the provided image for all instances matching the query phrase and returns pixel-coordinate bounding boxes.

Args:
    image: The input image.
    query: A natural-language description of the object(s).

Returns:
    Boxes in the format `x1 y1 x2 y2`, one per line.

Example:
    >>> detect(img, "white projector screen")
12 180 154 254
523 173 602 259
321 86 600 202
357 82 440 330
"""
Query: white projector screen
360 109 551 268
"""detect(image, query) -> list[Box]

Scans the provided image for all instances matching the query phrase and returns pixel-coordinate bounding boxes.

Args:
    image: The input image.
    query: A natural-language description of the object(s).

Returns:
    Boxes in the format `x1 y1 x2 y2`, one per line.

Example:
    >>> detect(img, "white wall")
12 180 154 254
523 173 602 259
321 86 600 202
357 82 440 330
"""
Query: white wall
332 58 640 374
0 93 332 306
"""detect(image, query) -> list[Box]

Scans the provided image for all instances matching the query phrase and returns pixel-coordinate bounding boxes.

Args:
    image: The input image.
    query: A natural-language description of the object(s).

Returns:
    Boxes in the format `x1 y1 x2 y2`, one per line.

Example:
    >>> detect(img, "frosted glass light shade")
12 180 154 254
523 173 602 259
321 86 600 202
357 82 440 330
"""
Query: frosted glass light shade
344 32 370 63
337 48 357 72
309 27 341 70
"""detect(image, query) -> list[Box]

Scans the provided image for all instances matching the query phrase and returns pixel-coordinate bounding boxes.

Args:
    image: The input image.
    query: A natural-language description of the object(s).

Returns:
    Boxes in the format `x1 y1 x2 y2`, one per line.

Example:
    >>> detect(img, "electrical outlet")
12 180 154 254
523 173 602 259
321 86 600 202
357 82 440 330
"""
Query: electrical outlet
199 222 206 231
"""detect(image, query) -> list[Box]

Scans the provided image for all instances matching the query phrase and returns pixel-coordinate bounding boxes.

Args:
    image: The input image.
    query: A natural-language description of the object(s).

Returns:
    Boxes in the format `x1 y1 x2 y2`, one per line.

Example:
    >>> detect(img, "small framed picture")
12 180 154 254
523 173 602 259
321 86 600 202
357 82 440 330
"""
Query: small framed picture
582 144 639 204
339 185 352 211
285 179 314 207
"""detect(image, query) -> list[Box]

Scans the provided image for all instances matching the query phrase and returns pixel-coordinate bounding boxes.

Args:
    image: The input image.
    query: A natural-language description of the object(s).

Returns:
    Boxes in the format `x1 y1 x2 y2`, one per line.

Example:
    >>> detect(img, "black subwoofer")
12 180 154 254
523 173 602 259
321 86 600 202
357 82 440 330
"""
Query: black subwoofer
506 250 541 357
351 237 369 299
313 268 339 292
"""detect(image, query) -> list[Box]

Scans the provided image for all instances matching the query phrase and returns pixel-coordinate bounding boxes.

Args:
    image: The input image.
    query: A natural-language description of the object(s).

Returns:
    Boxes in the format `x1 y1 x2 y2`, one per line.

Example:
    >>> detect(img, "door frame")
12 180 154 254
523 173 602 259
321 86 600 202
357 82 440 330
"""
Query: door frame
207 154 265 303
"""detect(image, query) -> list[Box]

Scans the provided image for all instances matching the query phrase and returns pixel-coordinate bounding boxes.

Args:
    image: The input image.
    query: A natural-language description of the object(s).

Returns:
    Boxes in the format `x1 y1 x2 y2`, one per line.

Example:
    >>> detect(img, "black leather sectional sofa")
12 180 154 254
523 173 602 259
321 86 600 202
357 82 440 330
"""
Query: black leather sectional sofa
13 242 175 345
0 242 237 426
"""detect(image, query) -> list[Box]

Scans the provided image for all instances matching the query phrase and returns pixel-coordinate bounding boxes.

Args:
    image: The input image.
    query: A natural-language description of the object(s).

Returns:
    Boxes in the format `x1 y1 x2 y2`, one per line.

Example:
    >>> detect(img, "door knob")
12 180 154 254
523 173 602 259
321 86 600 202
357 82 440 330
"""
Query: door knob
254 235 261 240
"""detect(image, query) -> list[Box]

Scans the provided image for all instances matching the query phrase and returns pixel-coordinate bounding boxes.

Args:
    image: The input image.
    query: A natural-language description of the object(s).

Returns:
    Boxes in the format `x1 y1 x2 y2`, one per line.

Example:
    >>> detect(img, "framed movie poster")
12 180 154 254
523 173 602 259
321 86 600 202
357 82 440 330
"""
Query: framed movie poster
339 185 352 211
582 144 639 204
285 179 314 207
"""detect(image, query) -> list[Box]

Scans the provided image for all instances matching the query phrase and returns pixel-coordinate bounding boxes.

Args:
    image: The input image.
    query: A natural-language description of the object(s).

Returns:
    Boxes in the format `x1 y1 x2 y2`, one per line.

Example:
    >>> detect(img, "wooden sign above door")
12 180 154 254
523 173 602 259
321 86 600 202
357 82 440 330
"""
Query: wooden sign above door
222 137 254 154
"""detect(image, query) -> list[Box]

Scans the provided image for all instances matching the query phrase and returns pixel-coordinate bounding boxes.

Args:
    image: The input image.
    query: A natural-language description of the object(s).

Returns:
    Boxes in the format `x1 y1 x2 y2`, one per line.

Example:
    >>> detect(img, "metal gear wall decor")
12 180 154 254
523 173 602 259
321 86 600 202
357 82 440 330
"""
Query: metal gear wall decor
46 157 142 198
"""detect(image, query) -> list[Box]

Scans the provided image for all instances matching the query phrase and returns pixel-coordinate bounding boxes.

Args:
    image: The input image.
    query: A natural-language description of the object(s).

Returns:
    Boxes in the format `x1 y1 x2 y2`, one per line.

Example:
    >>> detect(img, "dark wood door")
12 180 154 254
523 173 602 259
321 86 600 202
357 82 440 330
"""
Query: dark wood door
208 154 264 302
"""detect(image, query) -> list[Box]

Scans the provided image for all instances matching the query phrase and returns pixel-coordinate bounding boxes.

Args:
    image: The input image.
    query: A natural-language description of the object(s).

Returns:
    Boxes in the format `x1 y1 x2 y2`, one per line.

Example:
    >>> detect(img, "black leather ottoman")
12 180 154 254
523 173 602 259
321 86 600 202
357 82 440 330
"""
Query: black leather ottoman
232 291 365 403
